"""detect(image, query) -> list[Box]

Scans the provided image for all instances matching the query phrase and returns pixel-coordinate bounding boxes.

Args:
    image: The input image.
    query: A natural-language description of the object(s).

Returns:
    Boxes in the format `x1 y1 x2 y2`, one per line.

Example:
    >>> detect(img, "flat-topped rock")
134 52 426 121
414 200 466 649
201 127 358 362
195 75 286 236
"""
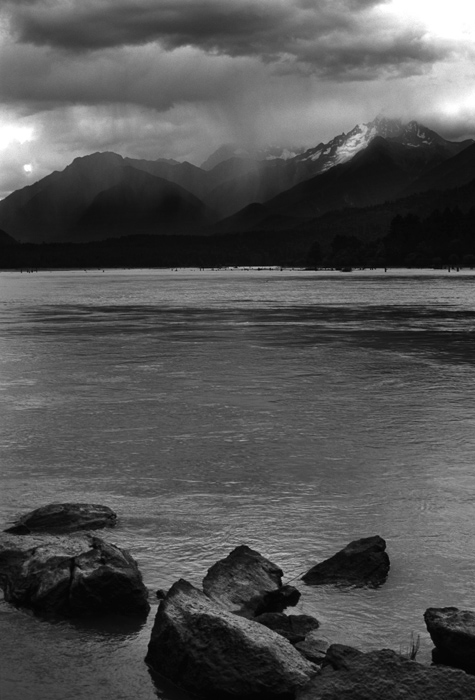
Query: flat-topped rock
254 612 320 644
0 532 149 617
302 536 390 587
297 644 475 699
4 503 117 534
294 633 329 664
203 545 300 617
146 578 316 700
425 607 475 671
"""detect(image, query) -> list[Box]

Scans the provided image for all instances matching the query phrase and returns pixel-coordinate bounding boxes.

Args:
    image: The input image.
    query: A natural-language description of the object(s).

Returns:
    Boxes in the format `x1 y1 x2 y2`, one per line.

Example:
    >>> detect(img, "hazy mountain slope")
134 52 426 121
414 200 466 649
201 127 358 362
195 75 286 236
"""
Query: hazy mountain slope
212 157 475 244
125 154 272 218
124 157 210 201
403 142 475 195
212 132 475 232
200 144 305 170
0 153 211 242
257 137 412 219
200 117 472 218
295 175 475 250
1 115 472 244
70 166 210 240
204 159 297 218
0 152 127 241
0 228 18 245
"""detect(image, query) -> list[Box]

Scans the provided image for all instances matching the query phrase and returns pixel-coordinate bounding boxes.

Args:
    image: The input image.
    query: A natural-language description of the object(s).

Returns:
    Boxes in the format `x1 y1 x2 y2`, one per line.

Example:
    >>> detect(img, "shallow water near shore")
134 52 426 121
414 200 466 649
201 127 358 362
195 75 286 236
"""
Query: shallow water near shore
1 268 475 699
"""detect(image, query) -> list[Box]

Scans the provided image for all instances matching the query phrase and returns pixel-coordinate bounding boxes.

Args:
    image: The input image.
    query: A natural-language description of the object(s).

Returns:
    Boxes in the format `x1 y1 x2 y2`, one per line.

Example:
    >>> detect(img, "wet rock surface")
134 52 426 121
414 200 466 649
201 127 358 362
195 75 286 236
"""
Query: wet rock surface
4 503 117 534
146 578 316 700
203 545 300 616
0 532 149 617
302 535 390 587
425 606 475 671
254 612 320 644
294 633 329 664
297 644 475 699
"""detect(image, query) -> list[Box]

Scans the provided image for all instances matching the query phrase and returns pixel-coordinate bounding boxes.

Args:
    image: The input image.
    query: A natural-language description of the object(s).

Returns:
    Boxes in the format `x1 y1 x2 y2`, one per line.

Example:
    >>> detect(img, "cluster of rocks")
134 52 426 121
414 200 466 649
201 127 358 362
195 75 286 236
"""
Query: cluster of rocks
2 503 475 699
0 503 149 617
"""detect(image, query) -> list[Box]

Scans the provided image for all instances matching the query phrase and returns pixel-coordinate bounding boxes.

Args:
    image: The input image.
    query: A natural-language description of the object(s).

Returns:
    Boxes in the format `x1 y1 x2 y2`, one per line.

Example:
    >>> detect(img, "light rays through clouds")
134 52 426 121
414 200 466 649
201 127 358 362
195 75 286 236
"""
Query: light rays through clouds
0 0 474 198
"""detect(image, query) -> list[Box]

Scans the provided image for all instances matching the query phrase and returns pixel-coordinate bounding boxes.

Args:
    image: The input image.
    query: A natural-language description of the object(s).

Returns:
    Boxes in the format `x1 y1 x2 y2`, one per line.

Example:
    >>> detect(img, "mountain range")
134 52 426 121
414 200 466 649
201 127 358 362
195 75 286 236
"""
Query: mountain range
1 116 474 247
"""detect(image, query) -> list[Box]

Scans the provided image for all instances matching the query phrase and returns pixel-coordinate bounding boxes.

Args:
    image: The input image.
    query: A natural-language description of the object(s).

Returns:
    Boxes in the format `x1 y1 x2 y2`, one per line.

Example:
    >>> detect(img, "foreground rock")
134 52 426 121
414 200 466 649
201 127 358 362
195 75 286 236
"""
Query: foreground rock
302 536 390 587
297 644 475 699
4 503 117 534
0 533 149 617
146 578 316 699
425 607 475 671
203 545 301 617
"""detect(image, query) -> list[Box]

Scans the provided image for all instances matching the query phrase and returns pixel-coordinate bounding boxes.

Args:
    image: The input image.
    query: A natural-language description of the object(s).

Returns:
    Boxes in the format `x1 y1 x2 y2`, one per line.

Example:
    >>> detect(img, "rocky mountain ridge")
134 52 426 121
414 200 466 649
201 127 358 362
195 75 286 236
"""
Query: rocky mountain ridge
0 116 473 243
290 116 472 176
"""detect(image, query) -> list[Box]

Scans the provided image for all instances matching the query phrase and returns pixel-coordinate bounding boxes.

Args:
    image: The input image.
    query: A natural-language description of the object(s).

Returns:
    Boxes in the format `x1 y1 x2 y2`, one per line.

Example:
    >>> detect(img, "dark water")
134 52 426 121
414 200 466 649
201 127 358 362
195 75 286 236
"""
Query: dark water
1 269 475 699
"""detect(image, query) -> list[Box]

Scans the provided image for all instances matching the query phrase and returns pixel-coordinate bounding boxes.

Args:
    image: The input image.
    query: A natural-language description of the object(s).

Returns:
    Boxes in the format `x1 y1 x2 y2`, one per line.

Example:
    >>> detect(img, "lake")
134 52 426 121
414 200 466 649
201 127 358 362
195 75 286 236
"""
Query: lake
1 268 475 699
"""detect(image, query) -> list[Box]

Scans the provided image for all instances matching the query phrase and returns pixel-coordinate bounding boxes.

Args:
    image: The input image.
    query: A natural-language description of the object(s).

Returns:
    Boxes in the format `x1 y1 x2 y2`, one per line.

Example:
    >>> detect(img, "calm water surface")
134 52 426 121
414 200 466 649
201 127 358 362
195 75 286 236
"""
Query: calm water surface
1 268 475 699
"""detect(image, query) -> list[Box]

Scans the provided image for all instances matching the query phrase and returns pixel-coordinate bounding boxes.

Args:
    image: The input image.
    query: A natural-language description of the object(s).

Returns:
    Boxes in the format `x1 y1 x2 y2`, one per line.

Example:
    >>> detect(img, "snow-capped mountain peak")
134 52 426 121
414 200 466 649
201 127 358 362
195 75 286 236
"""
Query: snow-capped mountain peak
293 116 447 174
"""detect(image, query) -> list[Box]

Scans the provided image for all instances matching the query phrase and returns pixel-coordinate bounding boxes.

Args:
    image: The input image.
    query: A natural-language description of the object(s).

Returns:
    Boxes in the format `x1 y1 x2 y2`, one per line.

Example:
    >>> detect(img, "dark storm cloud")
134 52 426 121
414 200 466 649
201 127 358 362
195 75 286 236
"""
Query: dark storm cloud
7 0 380 54
2 0 456 83
0 0 473 202
0 42 259 112
294 30 453 80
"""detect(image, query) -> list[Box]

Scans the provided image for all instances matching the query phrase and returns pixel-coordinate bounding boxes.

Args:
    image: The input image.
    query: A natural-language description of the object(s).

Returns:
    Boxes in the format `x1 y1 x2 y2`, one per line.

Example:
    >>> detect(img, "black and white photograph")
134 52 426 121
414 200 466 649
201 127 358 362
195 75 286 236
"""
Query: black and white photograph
1 1 475 699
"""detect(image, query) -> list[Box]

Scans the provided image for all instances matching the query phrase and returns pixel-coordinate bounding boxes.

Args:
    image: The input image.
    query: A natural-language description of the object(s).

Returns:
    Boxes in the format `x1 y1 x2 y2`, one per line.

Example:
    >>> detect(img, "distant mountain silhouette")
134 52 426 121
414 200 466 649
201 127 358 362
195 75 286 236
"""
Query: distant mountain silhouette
0 153 211 242
403 142 475 196
0 228 17 245
202 117 473 218
71 166 210 241
0 116 474 245
212 134 463 231
200 143 304 170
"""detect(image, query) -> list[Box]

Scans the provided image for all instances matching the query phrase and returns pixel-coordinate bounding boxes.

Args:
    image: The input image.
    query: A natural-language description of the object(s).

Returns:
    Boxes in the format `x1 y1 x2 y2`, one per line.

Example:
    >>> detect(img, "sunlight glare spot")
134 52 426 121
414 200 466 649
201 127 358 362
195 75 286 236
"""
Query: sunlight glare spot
388 0 475 40
0 125 34 150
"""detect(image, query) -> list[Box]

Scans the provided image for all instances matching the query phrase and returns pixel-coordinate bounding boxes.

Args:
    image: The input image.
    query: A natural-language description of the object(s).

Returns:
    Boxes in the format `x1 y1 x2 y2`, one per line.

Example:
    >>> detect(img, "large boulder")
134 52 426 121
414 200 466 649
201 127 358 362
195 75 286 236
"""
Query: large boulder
297 644 475 699
4 503 117 534
203 545 300 617
0 532 149 617
424 607 475 671
301 536 389 587
146 578 316 700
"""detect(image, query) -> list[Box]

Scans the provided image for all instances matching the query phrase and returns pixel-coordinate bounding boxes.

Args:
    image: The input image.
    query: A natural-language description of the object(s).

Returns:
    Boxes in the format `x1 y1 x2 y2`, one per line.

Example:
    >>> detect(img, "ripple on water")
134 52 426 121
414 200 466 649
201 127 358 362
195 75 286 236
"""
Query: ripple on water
1 270 475 699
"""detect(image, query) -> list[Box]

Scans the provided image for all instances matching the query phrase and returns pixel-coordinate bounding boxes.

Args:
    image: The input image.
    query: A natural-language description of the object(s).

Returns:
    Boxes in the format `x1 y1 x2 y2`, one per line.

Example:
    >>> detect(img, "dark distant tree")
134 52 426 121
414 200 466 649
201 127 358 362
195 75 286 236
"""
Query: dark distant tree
307 241 323 269
463 253 475 268
448 253 460 268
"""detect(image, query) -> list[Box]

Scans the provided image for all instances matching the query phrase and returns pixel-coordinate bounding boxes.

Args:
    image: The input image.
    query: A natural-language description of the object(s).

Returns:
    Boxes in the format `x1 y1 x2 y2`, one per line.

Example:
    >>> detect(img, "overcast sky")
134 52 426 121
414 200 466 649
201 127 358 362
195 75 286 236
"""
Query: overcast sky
0 0 474 197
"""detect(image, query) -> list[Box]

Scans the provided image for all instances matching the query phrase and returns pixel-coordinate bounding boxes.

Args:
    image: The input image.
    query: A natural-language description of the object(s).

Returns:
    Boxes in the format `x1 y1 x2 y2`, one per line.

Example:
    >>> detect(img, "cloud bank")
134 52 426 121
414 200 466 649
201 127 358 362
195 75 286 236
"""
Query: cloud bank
0 0 474 198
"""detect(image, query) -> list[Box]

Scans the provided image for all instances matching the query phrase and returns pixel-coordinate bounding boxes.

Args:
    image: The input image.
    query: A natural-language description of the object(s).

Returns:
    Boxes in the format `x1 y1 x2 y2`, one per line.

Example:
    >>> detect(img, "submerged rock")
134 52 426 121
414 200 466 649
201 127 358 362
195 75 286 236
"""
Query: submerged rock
301 536 390 587
146 578 316 700
297 644 475 699
0 532 149 617
424 607 475 671
4 503 117 534
203 545 300 617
